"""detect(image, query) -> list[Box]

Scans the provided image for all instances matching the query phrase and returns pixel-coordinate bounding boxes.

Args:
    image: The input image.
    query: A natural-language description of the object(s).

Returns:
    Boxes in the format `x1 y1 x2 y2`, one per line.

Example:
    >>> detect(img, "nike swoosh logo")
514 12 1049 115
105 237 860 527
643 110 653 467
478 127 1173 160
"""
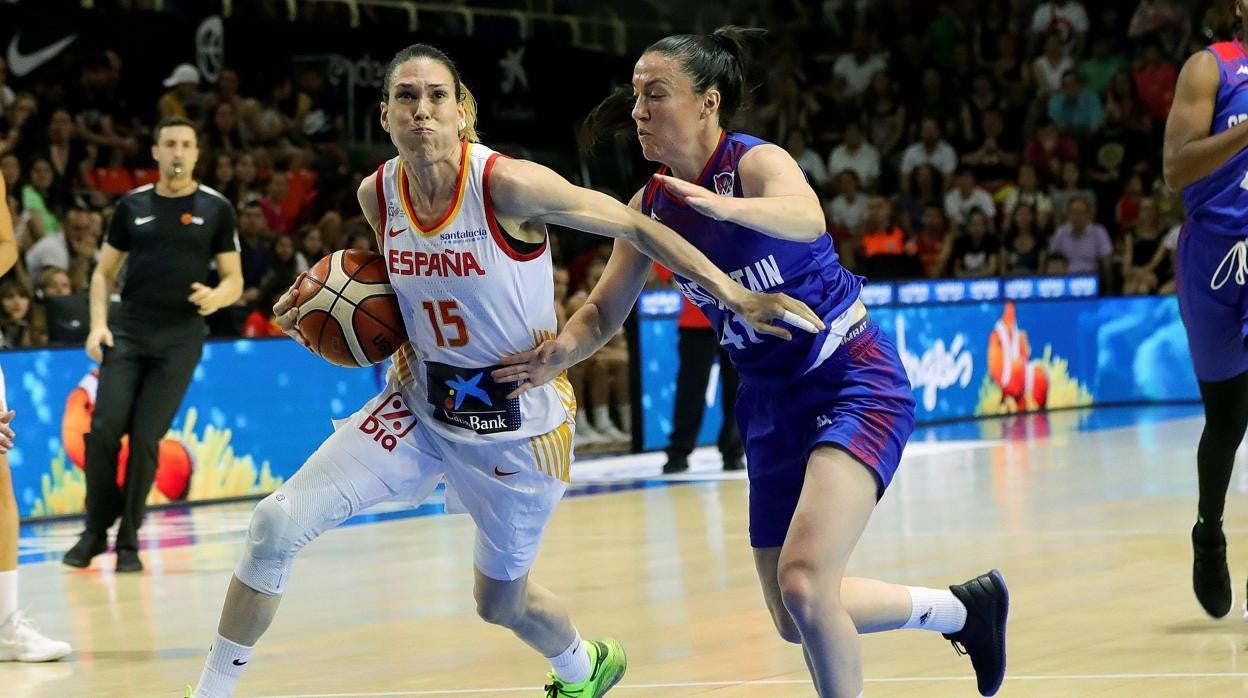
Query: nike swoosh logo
7 34 78 78
388 227 407 237
134 216 156 225
232 659 248 666
494 466 518 477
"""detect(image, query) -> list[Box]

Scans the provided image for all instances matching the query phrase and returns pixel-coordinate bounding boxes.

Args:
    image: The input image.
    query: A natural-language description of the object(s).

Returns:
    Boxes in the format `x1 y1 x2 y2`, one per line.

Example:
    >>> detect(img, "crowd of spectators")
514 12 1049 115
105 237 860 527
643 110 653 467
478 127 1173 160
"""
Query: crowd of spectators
0 0 1227 448
736 0 1212 295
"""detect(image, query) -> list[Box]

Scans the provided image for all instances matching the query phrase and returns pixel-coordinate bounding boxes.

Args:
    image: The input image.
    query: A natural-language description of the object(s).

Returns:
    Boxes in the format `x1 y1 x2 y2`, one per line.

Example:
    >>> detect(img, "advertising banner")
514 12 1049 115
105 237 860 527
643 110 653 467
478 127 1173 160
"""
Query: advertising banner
637 293 1199 450
3 339 383 519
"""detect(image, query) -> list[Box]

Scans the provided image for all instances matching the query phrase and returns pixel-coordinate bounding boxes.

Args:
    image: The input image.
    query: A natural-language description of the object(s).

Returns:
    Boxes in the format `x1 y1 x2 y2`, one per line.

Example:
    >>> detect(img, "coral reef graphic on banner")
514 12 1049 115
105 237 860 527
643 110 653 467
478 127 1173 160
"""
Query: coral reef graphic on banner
977 302 1092 416
6 338 381 520
32 370 283 516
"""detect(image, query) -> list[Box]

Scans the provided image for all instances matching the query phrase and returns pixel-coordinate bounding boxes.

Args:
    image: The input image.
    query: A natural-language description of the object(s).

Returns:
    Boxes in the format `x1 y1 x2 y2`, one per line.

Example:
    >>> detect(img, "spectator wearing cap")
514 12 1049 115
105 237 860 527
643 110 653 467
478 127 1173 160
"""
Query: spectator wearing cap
158 63 204 124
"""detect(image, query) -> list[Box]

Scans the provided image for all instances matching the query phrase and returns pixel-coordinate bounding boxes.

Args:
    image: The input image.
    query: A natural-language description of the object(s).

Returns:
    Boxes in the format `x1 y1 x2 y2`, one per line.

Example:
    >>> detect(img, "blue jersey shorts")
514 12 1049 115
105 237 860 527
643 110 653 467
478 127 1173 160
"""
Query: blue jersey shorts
1175 224 1248 383
736 318 916 548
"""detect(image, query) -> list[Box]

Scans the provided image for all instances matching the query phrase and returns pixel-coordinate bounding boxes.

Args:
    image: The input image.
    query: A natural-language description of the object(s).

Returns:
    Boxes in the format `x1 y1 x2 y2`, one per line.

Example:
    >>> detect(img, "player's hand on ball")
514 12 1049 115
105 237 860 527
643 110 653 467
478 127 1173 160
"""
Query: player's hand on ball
493 339 569 399
732 289 824 341
274 275 311 350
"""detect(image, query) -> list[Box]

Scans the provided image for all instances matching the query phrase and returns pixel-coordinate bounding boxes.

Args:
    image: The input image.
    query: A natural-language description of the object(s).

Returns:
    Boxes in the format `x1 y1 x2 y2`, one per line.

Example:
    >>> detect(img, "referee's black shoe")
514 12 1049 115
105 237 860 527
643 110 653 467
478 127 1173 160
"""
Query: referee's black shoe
944 569 1009 697
62 532 107 569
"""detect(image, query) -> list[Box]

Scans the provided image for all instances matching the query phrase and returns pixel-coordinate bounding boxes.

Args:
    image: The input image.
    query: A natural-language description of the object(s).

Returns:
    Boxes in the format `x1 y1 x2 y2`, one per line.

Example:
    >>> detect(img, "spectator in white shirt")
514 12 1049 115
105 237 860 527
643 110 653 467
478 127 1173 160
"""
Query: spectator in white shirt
944 169 997 230
833 30 889 101
1032 32 1075 96
900 118 958 191
828 122 881 191
26 208 101 285
828 170 870 236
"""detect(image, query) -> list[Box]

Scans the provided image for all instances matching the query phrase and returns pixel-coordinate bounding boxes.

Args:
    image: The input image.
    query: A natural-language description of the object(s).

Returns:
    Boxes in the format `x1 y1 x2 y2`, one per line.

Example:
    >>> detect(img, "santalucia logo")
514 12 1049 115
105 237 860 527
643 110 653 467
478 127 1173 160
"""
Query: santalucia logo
893 315 974 411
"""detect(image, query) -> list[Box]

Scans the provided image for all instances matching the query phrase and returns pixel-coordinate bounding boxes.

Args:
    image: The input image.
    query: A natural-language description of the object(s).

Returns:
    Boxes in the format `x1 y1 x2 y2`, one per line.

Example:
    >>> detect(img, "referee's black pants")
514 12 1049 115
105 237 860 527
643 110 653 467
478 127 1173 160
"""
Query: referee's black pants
665 327 743 461
82 318 203 549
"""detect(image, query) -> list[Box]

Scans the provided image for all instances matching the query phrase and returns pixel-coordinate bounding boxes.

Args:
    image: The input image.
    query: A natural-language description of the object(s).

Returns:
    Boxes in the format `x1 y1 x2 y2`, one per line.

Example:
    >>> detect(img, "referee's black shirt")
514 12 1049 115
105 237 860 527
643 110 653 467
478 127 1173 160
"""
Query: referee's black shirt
106 184 239 326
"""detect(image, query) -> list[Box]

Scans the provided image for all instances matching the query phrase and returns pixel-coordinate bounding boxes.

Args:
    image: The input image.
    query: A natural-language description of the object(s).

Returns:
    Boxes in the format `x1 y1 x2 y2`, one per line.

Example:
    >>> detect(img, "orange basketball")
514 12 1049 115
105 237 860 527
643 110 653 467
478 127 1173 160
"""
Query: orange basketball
296 250 405 367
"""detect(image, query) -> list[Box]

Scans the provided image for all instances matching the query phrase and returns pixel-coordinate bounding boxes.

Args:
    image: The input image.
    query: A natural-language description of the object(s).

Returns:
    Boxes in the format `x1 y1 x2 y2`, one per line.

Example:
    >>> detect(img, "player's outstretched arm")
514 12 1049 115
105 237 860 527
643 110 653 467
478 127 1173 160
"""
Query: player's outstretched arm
1164 51 1248 190
493 194 654 397
652 143 826 243
493 178 821 399
489 157 823 340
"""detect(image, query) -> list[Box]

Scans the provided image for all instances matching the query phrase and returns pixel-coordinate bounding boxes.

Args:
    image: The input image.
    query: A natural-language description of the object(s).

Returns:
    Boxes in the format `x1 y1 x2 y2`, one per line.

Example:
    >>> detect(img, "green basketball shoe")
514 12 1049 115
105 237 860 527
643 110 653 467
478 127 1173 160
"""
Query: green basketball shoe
543 638 627 697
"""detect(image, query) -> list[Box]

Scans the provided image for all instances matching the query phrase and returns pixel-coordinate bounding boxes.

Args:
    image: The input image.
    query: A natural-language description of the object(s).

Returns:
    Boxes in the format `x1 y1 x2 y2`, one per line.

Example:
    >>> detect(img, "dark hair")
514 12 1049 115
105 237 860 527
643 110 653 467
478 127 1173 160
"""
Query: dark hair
381 43 479 141
154 115 196 141
580 26 764 152
0 279 29 301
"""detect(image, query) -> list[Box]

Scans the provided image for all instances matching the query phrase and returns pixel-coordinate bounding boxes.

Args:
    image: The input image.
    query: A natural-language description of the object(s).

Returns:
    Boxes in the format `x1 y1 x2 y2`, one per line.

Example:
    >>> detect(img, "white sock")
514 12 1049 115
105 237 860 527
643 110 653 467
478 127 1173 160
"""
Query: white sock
0 569 15 625
618 404 632 432
592 405 613 429
901 586 967 633
547 630 591 684
194 633 255 698
575 411 600 436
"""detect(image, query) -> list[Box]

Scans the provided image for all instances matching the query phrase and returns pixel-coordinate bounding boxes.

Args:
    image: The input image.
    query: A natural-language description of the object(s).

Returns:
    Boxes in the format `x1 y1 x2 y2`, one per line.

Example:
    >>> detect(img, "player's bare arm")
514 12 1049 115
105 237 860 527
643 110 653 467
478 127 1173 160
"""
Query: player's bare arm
1164 51 1248 190
493 189 654 396
488 157 823 339
356 172 383 232
652 143 826 242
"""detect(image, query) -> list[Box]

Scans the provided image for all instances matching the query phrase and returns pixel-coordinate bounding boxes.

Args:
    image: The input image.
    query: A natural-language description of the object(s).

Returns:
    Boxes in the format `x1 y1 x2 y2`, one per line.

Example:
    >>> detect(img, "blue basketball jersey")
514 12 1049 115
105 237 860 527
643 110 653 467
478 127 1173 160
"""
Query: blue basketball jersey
1183 40 1248 238
641 131 863 385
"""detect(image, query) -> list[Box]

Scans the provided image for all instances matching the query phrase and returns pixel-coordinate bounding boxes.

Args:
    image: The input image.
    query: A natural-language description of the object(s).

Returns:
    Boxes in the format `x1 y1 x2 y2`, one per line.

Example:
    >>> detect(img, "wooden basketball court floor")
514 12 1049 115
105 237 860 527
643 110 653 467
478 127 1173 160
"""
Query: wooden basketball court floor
6 404 1248 697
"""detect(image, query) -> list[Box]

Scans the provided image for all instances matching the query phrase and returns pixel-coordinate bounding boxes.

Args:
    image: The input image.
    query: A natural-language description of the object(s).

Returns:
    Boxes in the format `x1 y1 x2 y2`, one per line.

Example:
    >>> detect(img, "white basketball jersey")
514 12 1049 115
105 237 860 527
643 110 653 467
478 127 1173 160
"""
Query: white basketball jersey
375 140 574 445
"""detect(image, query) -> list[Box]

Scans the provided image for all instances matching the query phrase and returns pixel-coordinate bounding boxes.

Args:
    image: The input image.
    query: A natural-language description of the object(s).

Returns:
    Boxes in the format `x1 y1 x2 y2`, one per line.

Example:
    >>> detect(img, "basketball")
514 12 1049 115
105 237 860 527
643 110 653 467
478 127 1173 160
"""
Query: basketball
295 249 405 368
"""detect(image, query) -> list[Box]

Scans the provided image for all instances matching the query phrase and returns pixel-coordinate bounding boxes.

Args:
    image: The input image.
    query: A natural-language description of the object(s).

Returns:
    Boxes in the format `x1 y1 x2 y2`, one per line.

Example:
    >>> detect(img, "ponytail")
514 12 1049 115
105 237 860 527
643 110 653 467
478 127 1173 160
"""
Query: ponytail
579 85 633 154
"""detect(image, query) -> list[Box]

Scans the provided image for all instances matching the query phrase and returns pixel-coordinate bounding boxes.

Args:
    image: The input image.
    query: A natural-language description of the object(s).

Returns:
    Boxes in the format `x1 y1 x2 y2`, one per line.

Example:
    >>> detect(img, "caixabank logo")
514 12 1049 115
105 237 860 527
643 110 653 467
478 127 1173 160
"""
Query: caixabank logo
359 393 418 452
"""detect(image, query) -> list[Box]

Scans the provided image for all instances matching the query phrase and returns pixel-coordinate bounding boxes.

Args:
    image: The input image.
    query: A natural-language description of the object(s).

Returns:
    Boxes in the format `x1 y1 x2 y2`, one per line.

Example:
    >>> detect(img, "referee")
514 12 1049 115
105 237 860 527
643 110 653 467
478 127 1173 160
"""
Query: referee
62 116 242 573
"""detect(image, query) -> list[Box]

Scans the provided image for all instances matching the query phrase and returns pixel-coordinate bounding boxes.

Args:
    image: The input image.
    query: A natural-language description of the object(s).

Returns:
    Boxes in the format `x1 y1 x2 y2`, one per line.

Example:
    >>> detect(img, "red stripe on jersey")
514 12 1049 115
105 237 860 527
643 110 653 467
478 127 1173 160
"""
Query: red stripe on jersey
483 152 547 262
1211 40 1247 63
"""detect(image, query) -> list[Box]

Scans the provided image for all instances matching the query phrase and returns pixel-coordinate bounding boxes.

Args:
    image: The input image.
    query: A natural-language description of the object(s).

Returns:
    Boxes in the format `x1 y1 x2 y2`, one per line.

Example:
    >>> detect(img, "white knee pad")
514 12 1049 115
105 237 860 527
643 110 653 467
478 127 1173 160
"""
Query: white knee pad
234 455 359 595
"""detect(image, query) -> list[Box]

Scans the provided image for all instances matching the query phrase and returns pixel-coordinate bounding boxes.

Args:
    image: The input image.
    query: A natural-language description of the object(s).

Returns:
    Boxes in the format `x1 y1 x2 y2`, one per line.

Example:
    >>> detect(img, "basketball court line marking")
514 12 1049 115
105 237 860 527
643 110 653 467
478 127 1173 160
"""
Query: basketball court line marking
255 672 1248 696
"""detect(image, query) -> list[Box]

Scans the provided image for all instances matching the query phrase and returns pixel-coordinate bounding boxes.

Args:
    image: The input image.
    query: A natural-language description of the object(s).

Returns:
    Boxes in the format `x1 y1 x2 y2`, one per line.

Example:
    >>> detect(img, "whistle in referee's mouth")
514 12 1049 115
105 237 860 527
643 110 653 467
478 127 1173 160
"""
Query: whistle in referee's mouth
173 162 184 175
